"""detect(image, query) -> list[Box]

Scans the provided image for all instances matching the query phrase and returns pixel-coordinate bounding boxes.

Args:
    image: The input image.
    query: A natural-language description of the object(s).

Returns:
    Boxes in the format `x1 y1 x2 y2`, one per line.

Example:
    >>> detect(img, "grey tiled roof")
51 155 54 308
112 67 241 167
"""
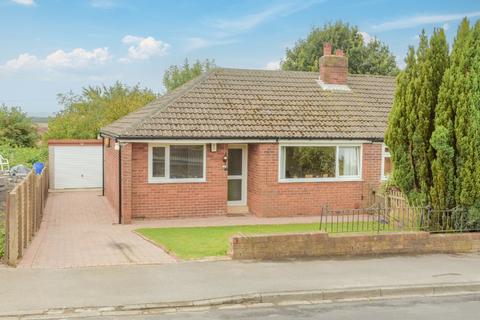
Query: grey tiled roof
101 68 395 140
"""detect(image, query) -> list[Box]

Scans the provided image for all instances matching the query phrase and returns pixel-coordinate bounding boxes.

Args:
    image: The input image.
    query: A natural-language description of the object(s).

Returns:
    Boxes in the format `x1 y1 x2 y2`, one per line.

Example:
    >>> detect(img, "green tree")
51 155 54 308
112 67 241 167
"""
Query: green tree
385 28 449 205
430 19 471 209
281 21 399 76
0 104 38 147
46 82 157 140
453 21 480 208
163 58 216 92
385 47 417 201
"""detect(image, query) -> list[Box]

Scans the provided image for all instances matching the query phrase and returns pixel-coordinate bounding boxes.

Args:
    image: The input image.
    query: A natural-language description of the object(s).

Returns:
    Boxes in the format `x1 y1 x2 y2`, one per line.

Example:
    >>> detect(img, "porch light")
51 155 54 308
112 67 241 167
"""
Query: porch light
211 143 217 152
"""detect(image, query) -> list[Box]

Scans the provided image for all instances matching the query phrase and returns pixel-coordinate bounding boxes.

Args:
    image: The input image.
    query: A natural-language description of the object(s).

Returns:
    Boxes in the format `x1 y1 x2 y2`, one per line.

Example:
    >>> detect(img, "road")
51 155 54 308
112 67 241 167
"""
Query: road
79 294 480 319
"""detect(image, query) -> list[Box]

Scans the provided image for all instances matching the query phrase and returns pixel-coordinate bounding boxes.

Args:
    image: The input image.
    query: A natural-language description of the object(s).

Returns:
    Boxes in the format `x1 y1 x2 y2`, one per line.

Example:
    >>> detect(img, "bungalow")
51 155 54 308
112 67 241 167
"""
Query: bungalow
100 43 395 224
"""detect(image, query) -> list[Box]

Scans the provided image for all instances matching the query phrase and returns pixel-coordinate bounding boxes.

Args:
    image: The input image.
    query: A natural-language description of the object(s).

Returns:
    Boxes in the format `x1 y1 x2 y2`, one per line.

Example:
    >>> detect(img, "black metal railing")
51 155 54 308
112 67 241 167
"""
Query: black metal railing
320 205 480 234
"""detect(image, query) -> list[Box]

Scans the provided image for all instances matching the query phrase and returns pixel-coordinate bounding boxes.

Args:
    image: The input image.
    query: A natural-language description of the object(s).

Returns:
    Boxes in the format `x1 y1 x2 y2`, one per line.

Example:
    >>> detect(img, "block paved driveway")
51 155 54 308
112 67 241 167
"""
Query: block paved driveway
19 191 176 268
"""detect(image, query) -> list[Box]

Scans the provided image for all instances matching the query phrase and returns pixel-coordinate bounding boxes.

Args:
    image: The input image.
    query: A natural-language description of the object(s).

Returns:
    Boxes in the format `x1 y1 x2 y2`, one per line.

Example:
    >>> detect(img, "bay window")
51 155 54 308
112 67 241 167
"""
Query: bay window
279 144 361 181
148 144 205 183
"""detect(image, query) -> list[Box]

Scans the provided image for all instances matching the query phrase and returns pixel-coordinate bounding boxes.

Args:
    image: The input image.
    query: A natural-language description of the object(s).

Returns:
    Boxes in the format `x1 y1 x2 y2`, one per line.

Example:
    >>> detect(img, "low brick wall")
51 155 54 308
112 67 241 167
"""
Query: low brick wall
229 232 480 260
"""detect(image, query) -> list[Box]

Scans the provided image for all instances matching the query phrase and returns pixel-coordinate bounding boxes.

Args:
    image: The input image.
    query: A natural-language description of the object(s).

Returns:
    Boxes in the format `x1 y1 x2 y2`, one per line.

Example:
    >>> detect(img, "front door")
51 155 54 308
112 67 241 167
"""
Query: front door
227 145 247 206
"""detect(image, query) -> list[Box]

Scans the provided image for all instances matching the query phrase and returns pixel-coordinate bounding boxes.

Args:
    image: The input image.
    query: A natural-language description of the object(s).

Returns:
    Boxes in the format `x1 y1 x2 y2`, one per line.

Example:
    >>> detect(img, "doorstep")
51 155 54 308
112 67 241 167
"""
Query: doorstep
227 205 250 216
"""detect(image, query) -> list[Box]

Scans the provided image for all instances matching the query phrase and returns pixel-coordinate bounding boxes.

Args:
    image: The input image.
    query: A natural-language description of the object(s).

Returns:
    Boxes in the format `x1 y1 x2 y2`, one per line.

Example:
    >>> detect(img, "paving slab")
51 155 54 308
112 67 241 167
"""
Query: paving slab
2 253 480 314
19 191 175 268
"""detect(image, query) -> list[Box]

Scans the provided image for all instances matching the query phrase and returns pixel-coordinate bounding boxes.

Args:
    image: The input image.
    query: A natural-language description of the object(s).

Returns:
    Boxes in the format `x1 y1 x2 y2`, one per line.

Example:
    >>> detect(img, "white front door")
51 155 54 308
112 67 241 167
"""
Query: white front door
227 145 247 206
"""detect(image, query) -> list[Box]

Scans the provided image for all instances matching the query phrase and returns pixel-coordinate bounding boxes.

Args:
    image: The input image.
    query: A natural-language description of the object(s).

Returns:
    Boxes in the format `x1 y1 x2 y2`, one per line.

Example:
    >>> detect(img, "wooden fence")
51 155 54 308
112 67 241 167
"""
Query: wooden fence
4 166 49 266
370 188 422 229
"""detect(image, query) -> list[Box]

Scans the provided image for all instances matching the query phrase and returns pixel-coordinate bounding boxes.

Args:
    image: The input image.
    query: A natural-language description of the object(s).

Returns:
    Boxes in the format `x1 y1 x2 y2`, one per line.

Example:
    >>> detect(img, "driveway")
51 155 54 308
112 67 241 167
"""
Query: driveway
19 190 175 268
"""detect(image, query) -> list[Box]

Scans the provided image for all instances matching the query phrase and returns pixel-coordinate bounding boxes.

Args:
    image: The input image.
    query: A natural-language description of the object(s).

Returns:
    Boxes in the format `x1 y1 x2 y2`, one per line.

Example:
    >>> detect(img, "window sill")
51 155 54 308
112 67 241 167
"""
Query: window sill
278 177 363 183
148 178 206 184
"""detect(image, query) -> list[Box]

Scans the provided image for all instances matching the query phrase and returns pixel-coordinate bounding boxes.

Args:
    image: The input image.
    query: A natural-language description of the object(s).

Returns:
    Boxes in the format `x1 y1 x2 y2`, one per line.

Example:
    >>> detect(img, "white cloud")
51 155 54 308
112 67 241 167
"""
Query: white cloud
44 48 110 68
358 31 375 44
3 53 38 70
121 35 170 61
443 23 450 31
10 0 35 6
1 47 111 71
211 0 323 34
372 11 480 31
185 37 237 51
264 60 281 70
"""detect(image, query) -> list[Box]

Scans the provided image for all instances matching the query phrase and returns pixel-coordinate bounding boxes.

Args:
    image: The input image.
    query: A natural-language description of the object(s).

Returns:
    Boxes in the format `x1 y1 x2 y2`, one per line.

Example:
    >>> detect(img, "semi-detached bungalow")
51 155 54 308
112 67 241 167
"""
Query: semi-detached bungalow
100 43 395 224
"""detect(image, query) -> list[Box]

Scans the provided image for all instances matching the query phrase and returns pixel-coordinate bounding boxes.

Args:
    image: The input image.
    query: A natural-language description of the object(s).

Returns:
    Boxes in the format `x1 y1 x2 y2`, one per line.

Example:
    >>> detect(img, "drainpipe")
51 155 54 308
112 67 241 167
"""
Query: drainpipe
101 136 105 196
118 143 122 224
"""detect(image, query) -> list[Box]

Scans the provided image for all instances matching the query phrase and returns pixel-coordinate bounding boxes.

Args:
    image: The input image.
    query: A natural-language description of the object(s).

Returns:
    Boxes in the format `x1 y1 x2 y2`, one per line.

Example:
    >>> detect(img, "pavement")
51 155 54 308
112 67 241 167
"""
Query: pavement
3 253 480 318
74 294 480 320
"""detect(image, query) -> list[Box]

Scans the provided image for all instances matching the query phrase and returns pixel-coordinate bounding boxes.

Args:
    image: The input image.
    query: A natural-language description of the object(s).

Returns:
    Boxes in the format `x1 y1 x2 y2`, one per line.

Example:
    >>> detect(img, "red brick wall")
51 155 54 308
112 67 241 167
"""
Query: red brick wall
247 143 382 217
104 139 119 215
128 143 228 219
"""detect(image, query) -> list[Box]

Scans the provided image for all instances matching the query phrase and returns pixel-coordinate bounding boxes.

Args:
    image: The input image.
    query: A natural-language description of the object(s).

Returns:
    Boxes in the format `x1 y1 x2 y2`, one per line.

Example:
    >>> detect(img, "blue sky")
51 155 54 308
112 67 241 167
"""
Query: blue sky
1 0 479 116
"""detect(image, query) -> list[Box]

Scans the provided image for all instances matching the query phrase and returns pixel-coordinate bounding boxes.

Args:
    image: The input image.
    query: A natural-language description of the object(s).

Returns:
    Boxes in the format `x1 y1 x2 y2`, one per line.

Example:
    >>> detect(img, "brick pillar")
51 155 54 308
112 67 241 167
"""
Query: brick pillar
121 143 133 224
362 143 382 206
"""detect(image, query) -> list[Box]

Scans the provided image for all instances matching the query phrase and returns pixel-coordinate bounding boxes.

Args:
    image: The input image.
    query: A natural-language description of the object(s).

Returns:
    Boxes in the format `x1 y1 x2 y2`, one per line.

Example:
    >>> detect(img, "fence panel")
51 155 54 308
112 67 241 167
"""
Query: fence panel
4 166 49 266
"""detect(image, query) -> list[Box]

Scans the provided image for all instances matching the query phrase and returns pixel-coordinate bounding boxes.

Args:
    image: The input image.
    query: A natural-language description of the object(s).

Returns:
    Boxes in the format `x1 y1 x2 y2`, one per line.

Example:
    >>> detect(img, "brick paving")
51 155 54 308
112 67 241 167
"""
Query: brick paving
19 191 176 268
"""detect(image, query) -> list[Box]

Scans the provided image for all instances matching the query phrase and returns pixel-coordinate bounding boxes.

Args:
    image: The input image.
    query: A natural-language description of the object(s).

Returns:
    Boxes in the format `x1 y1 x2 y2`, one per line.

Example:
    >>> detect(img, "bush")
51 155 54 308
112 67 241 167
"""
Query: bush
0 144 48 168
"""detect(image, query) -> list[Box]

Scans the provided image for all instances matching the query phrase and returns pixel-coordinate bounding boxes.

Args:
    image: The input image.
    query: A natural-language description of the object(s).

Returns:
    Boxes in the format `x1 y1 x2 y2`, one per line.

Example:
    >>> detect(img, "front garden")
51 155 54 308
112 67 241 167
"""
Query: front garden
136 221 380 260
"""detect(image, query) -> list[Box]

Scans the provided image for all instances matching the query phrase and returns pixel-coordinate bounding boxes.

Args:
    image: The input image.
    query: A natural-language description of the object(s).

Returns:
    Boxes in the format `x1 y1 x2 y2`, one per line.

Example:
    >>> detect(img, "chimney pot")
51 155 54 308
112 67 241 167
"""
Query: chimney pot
335 49 344 57
323 42 332 56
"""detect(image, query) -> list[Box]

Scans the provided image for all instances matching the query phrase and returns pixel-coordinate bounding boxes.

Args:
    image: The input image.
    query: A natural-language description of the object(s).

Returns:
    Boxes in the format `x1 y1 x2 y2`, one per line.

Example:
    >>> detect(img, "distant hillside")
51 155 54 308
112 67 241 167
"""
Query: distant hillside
30 116 49 124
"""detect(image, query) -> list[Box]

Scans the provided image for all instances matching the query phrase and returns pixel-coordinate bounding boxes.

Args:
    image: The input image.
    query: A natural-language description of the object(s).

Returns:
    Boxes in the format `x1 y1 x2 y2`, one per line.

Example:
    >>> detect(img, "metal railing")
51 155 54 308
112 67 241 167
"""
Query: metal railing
319 205 479 234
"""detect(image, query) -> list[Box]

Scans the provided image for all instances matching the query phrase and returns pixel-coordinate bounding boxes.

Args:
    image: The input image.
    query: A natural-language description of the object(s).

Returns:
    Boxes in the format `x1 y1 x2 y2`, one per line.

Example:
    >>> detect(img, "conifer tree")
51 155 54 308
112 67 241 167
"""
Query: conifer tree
455 21 480 208
385 47 418 200
430 19 471 209
386 29 448 205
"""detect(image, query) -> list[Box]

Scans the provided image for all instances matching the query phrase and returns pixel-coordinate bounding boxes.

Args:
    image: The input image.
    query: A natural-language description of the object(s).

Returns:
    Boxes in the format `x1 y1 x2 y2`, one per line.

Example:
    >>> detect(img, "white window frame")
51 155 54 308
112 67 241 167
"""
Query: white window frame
148 143 207 184
381 144 391 181
278 142 363 183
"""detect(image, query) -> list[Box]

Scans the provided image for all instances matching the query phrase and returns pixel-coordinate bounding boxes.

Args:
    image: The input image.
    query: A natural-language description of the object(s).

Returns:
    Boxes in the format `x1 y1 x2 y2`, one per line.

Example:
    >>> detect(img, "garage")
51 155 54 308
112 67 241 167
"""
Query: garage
48 139 103 189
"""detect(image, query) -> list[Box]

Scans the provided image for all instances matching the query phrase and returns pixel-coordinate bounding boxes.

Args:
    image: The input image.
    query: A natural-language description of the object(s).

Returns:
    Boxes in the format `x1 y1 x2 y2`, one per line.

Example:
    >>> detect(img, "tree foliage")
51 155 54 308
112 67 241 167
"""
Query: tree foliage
45 82 157 140
430 19 471 209
386 29 449 205
0 104 38 147
387 18 480 214
281 21 399 76
163 58 216 92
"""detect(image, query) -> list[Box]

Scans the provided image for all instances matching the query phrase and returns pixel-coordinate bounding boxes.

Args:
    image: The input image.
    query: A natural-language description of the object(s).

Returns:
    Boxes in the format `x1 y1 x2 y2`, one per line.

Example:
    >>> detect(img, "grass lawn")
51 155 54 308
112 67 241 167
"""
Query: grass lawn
137 222 380 260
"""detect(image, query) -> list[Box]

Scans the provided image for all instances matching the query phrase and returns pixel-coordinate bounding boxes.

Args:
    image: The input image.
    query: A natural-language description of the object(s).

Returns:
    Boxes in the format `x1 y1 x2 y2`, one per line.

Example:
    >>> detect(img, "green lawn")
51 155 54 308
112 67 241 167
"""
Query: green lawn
137 222 383 260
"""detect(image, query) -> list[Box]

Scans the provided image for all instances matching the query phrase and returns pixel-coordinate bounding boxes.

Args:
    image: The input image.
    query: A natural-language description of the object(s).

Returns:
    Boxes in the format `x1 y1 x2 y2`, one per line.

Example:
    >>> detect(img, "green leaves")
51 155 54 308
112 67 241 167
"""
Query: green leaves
0 105 39 148
388 17 480 214
281 21 399 76
386 27 449 206
45 82 158 140
163 58 216 92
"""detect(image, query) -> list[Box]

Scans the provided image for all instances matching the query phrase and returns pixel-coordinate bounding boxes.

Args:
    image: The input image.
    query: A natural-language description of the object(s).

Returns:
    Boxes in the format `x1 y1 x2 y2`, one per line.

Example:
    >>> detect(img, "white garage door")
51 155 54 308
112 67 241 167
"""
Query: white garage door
53 146 102 189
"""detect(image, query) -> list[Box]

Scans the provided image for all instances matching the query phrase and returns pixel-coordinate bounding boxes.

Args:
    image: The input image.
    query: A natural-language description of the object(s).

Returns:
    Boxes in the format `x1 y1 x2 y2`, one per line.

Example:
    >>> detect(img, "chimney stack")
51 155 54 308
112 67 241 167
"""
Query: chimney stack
319 42 348 85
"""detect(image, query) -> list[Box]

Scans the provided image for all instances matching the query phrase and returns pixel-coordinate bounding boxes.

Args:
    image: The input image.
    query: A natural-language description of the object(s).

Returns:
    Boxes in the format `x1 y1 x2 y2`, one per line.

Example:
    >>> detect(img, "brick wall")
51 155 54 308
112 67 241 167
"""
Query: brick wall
104 139 119 215
127 143 228 219
247 143 382 217
230 232 480 260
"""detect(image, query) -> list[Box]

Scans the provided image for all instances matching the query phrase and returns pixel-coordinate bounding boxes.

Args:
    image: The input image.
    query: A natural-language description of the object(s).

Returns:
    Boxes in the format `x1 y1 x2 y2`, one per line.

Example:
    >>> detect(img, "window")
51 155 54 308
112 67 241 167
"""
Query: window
280 144 361 181
382 144 392 180
148 144 205 183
